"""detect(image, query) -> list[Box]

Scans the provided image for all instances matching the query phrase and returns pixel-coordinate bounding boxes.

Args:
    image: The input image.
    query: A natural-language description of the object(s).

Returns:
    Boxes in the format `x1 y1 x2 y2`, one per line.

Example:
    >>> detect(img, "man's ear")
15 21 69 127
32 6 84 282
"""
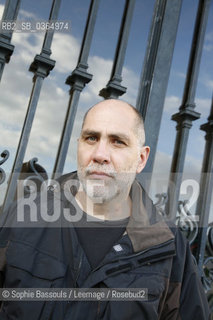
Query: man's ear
136 146 150 174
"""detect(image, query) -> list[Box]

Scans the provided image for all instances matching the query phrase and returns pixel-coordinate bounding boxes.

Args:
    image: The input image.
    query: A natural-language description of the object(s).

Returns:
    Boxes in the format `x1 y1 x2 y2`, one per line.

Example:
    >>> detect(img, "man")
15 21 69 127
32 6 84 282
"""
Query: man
0 99 210 319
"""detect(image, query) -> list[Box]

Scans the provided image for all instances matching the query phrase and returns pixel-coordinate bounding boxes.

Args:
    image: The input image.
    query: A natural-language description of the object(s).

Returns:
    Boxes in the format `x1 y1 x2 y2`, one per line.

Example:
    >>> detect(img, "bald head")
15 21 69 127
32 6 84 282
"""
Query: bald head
81 99 145 148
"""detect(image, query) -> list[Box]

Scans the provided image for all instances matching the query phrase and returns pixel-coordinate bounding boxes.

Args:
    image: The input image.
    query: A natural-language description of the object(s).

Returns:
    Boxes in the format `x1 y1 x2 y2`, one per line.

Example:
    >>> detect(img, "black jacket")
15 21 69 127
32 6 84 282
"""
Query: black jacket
0 172 210 319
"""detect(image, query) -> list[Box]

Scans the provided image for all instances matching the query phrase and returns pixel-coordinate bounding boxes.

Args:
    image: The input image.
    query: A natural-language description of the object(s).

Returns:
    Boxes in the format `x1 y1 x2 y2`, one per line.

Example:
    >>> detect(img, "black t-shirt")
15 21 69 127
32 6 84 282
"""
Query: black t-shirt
73 212 129 269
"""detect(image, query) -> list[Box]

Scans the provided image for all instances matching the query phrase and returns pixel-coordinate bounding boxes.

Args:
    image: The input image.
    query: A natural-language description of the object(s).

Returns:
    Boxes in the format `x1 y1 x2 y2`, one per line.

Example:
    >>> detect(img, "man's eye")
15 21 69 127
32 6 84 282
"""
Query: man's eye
113 139 125 145
86 136 97 142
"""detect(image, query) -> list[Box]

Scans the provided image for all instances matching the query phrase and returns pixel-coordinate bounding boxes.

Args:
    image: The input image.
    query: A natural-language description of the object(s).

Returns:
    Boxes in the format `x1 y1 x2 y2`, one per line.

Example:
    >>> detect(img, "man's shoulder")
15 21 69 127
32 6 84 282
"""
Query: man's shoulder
0 171 80 229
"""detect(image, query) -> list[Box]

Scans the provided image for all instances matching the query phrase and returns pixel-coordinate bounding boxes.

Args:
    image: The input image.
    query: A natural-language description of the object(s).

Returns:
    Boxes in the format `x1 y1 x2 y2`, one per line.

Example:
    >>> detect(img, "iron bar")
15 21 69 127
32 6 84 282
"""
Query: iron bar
136 0 182 190
99 0 135 99
42 0 61 57
136 0 166 118
52 0 100 179
0 0 21 81
2 0 61 213
195 95 213 277
166 0 211 220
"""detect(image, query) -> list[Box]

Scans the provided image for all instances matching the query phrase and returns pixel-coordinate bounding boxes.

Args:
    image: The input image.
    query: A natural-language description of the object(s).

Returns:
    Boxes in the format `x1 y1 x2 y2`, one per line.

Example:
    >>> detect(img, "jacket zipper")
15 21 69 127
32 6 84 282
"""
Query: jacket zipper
117 238 175 264
91 238 175 274
92 239 175 319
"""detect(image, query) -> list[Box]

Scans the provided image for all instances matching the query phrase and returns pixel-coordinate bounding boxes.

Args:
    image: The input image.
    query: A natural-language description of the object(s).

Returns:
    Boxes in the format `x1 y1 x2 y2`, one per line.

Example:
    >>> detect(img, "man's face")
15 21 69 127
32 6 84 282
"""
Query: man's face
77 101 149 203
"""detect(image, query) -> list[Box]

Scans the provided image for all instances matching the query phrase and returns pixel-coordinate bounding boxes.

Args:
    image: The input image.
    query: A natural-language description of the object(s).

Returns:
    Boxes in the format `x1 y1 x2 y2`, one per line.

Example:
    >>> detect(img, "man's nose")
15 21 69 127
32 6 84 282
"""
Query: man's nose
92 140 110 164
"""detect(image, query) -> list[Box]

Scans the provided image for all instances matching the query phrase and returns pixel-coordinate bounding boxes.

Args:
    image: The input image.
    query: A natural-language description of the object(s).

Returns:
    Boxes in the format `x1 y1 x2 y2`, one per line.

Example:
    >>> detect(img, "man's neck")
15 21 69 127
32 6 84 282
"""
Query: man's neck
75 191 132 221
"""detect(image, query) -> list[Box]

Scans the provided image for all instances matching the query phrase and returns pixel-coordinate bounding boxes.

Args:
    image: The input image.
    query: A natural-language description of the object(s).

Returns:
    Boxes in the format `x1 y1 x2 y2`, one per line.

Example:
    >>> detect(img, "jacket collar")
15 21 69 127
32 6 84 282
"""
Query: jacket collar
127 179 174 252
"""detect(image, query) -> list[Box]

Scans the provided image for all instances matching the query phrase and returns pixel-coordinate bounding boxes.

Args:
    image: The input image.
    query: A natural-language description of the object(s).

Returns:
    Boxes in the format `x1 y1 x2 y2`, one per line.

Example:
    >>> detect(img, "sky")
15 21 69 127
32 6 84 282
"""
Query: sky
0 0 212 221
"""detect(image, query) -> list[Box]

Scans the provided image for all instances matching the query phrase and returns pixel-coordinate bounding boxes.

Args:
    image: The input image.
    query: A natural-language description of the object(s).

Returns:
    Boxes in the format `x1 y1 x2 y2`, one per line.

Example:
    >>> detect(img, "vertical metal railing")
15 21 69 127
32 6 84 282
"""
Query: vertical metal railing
2 0 62 213
136 0 182 190
195 95 213 276
166 0 211 220
0 0 21 81
52 0 100 179
99 0 135 99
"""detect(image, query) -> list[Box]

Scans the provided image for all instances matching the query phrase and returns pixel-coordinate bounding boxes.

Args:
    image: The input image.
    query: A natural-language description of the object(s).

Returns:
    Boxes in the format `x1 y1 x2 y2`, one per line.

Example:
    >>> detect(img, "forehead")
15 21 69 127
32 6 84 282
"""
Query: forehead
82 104 136 134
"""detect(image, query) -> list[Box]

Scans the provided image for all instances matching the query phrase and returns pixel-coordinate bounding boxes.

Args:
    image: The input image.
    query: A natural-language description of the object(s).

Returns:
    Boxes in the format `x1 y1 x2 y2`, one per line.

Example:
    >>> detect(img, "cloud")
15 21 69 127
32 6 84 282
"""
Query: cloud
204 79 213 90
206 31 213 42
51 33 80 74
122 66 139 105
176 71 186 79
0 4 4 19
151 152 201 180
163 95 211 118
204 44 213 52
12 32 42 63
204 31 213 52
86 55 112 99
81 55 139 107
0 122 20 149
151 150 202 194
0 34 44 133
0 6 82 172
195 97 212 117
0 22 140 177
163 95 181 114
19 9 38 20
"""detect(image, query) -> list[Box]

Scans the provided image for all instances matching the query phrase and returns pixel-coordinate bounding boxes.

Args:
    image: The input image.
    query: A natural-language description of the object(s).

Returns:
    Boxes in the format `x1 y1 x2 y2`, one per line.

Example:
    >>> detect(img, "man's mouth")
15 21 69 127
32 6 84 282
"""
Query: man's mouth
87 171 113 179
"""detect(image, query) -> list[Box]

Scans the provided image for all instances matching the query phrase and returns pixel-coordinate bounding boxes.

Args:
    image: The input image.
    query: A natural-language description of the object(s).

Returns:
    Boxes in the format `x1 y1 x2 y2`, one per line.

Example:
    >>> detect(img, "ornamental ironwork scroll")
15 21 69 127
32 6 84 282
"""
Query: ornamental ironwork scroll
16 158 48 199
154 193 213 311
0 150 9 185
